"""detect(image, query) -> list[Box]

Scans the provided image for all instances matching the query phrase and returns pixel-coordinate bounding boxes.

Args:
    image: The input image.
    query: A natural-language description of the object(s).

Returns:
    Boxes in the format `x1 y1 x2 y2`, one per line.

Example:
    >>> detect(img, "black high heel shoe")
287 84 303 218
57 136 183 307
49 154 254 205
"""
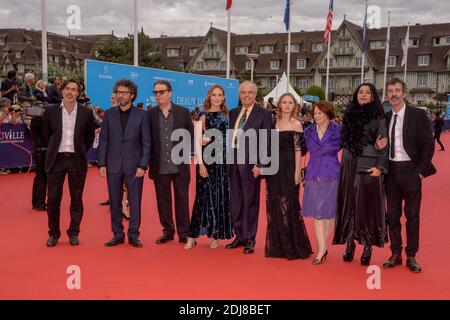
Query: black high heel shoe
312 250 328 265
343 241 356 262
360 246 372 265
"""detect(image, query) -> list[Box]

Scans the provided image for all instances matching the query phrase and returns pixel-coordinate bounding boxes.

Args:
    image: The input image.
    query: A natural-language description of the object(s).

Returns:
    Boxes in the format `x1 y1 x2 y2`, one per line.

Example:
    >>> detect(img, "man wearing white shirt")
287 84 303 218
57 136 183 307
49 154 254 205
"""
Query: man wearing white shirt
382 78 436 273
42 79 96 247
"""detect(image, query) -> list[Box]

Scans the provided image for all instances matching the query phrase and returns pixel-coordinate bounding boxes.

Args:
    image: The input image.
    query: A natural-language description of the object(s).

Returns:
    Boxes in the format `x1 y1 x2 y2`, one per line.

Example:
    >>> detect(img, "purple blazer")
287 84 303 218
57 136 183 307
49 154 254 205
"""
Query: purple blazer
304 122 341 181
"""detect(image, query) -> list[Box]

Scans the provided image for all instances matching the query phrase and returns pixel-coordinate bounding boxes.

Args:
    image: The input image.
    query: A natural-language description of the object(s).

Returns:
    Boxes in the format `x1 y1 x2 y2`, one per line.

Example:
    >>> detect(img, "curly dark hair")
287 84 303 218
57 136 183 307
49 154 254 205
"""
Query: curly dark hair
113 79 138 103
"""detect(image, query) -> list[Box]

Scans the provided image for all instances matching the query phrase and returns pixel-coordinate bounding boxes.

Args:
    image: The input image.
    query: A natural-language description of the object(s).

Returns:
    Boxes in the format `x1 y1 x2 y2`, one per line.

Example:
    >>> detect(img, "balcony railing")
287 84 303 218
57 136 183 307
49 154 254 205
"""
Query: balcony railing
332 47 354 56
334 87 353 95
202 52 221 60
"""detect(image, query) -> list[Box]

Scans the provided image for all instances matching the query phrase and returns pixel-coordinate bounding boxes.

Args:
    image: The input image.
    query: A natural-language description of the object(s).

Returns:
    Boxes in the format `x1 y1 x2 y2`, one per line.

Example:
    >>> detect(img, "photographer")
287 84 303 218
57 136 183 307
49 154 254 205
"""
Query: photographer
1 71 20 103
0 98 21 125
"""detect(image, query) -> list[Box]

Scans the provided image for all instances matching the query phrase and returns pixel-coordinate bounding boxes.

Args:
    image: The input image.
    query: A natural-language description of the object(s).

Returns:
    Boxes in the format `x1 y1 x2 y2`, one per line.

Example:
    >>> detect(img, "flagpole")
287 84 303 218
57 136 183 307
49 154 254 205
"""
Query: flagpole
226 7 231 79
382 11 391 102
41 0 48 82
275 74 279 103
133 0 138 66
325 40 331 101
403 22 410 81
361 0 367 83
286 0 292 92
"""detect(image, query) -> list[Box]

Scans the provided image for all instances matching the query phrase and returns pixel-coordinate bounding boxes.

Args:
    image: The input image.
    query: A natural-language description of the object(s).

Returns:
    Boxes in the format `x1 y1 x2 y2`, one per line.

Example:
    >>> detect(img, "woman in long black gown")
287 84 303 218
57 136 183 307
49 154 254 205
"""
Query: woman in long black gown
254 92 312 260
333 83 389 265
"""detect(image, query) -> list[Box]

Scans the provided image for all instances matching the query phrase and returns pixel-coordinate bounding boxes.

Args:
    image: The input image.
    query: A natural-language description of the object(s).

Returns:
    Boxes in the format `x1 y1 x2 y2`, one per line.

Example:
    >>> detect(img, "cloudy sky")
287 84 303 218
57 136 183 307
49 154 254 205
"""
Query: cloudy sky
0 0 449 37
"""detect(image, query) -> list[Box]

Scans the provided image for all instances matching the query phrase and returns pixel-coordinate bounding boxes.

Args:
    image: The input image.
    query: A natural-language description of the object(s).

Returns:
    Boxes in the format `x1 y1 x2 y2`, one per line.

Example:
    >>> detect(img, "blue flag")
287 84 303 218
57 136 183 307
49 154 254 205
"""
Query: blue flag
362 1 368 53
284 0 290 31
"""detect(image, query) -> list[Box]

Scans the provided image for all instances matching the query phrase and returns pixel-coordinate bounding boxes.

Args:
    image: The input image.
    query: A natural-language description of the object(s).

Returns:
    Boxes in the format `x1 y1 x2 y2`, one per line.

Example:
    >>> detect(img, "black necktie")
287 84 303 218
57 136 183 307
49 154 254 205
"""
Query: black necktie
390 114 397 159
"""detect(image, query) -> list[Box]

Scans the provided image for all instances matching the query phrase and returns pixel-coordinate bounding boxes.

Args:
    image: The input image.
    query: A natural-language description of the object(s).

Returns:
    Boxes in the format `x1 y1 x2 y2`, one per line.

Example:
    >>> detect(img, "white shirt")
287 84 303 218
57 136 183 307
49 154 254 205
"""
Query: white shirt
389 104 411 161
58 102 78 153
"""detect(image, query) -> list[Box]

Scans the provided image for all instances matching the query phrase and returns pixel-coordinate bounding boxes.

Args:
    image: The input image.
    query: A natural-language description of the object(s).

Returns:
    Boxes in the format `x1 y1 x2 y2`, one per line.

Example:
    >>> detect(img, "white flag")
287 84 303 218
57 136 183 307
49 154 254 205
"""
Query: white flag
401 24 410 67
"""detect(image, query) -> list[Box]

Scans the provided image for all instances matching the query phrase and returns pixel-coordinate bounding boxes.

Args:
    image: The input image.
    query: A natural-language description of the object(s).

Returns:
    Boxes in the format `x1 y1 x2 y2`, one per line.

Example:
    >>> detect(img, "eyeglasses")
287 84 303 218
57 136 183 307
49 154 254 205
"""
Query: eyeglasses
153 89 170 96
116 90 131 95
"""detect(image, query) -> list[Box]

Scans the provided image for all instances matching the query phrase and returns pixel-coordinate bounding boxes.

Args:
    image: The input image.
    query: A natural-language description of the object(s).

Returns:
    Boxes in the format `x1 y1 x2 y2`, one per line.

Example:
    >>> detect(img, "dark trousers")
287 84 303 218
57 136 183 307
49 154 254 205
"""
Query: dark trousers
386 161 422 257
434 131 445 150
107 168 143 240
230 164 261 244
154 173 190 238
47 153 87 239
32 150 47 208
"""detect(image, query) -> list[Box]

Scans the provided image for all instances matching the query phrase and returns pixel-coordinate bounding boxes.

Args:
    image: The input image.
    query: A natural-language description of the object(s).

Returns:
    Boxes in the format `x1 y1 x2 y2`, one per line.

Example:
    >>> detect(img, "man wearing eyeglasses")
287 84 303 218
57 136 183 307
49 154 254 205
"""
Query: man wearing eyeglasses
148 80 194 245
98 79 151 248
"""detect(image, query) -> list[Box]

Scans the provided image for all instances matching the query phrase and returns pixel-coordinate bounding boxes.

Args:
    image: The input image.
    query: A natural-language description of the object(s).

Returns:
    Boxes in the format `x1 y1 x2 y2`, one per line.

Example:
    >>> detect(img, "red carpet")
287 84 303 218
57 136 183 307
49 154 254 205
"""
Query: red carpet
0 133 449 300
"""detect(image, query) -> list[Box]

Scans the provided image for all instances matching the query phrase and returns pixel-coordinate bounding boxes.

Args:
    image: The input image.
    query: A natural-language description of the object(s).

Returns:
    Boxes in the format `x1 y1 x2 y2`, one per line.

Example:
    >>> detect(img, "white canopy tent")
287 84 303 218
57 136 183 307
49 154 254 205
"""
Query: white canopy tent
263 72 311 107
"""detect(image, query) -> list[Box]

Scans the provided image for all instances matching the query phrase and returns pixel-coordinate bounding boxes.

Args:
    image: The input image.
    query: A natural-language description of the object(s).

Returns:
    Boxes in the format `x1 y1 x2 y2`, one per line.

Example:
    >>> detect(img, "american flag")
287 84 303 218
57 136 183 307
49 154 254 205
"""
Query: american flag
324 0 334 44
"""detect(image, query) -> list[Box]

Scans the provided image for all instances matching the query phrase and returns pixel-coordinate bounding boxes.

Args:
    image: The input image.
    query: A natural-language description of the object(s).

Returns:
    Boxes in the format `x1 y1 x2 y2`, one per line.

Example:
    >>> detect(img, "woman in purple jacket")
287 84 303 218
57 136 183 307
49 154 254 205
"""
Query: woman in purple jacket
302 101 341 265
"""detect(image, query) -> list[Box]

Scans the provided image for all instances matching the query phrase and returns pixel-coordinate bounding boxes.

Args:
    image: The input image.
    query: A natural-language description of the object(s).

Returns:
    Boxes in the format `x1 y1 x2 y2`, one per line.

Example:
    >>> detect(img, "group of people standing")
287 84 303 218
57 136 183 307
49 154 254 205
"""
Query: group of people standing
40 75 436 274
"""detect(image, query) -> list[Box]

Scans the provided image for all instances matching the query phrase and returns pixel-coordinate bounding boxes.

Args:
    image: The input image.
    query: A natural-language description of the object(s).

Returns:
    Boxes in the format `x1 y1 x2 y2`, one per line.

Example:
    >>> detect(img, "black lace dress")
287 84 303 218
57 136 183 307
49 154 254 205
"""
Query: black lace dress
265 131 313 260
188 112 233 240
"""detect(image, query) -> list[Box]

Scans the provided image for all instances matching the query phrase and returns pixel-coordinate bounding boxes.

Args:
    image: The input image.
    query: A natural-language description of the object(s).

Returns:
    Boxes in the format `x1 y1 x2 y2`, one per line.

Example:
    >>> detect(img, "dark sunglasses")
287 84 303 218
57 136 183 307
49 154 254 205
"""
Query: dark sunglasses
153 89 171 96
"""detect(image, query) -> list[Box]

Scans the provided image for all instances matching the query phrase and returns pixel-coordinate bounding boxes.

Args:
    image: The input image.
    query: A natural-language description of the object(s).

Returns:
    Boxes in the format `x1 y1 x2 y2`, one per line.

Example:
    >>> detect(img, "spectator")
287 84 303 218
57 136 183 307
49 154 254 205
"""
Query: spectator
46 77 63 104
1 71 20 102
0 98 13 124
18 73 36 103
34 80 50 103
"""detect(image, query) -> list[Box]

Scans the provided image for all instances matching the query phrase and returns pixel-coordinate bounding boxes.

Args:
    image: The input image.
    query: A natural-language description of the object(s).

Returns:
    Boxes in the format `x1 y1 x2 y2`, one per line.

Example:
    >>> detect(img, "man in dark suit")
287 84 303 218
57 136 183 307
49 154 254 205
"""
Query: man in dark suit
148 80 194 244
98 79 151 248
226 81 272 254
382 77 436 272
42 79 96 247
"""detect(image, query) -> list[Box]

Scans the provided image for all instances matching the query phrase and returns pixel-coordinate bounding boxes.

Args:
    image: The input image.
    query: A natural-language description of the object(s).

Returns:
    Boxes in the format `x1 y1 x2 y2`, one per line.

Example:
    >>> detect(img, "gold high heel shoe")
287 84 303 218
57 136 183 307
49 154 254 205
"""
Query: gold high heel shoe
312 250 328 265
210 239 219 249
184 238 197 250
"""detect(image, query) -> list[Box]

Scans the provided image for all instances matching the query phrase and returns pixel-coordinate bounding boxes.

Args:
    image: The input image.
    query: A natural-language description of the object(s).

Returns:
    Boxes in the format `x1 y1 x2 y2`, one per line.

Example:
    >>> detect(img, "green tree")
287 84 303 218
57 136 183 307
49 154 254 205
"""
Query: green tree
306 85 325 101
293 85 303 96
97 32 163 68
237 70 265 99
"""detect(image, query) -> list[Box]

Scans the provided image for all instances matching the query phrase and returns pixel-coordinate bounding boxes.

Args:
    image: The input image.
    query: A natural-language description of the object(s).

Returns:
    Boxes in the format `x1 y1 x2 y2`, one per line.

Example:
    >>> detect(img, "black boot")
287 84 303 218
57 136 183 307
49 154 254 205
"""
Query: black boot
360 246 372 266
343 241 356 262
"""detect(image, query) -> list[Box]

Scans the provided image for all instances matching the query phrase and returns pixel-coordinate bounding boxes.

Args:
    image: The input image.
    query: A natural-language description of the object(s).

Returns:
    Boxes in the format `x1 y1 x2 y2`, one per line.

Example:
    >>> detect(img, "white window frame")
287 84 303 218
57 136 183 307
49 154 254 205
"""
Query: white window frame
15 51 21 58
417 73 428 87
355 57 362 67
260 45 274 54
18 64 24 73
296 58 306 69
270 59 280 70
312 43 325 52
324 58 334 67
285 43 300 53
234 46 249 55
297 78 308 90
166 48 179 57
387 56 396 67
54 56 59 63
370 40 385 50
0 38 5 45
189 48 197 57
65 57 70 64
417 55 430 66
219 61 227 70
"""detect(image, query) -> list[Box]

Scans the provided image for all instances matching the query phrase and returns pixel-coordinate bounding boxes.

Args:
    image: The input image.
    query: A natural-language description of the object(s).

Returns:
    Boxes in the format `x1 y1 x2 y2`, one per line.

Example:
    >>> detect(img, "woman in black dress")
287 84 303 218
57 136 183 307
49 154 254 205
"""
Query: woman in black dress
254 92 312 260
185 85 233 249
333 83 389 265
